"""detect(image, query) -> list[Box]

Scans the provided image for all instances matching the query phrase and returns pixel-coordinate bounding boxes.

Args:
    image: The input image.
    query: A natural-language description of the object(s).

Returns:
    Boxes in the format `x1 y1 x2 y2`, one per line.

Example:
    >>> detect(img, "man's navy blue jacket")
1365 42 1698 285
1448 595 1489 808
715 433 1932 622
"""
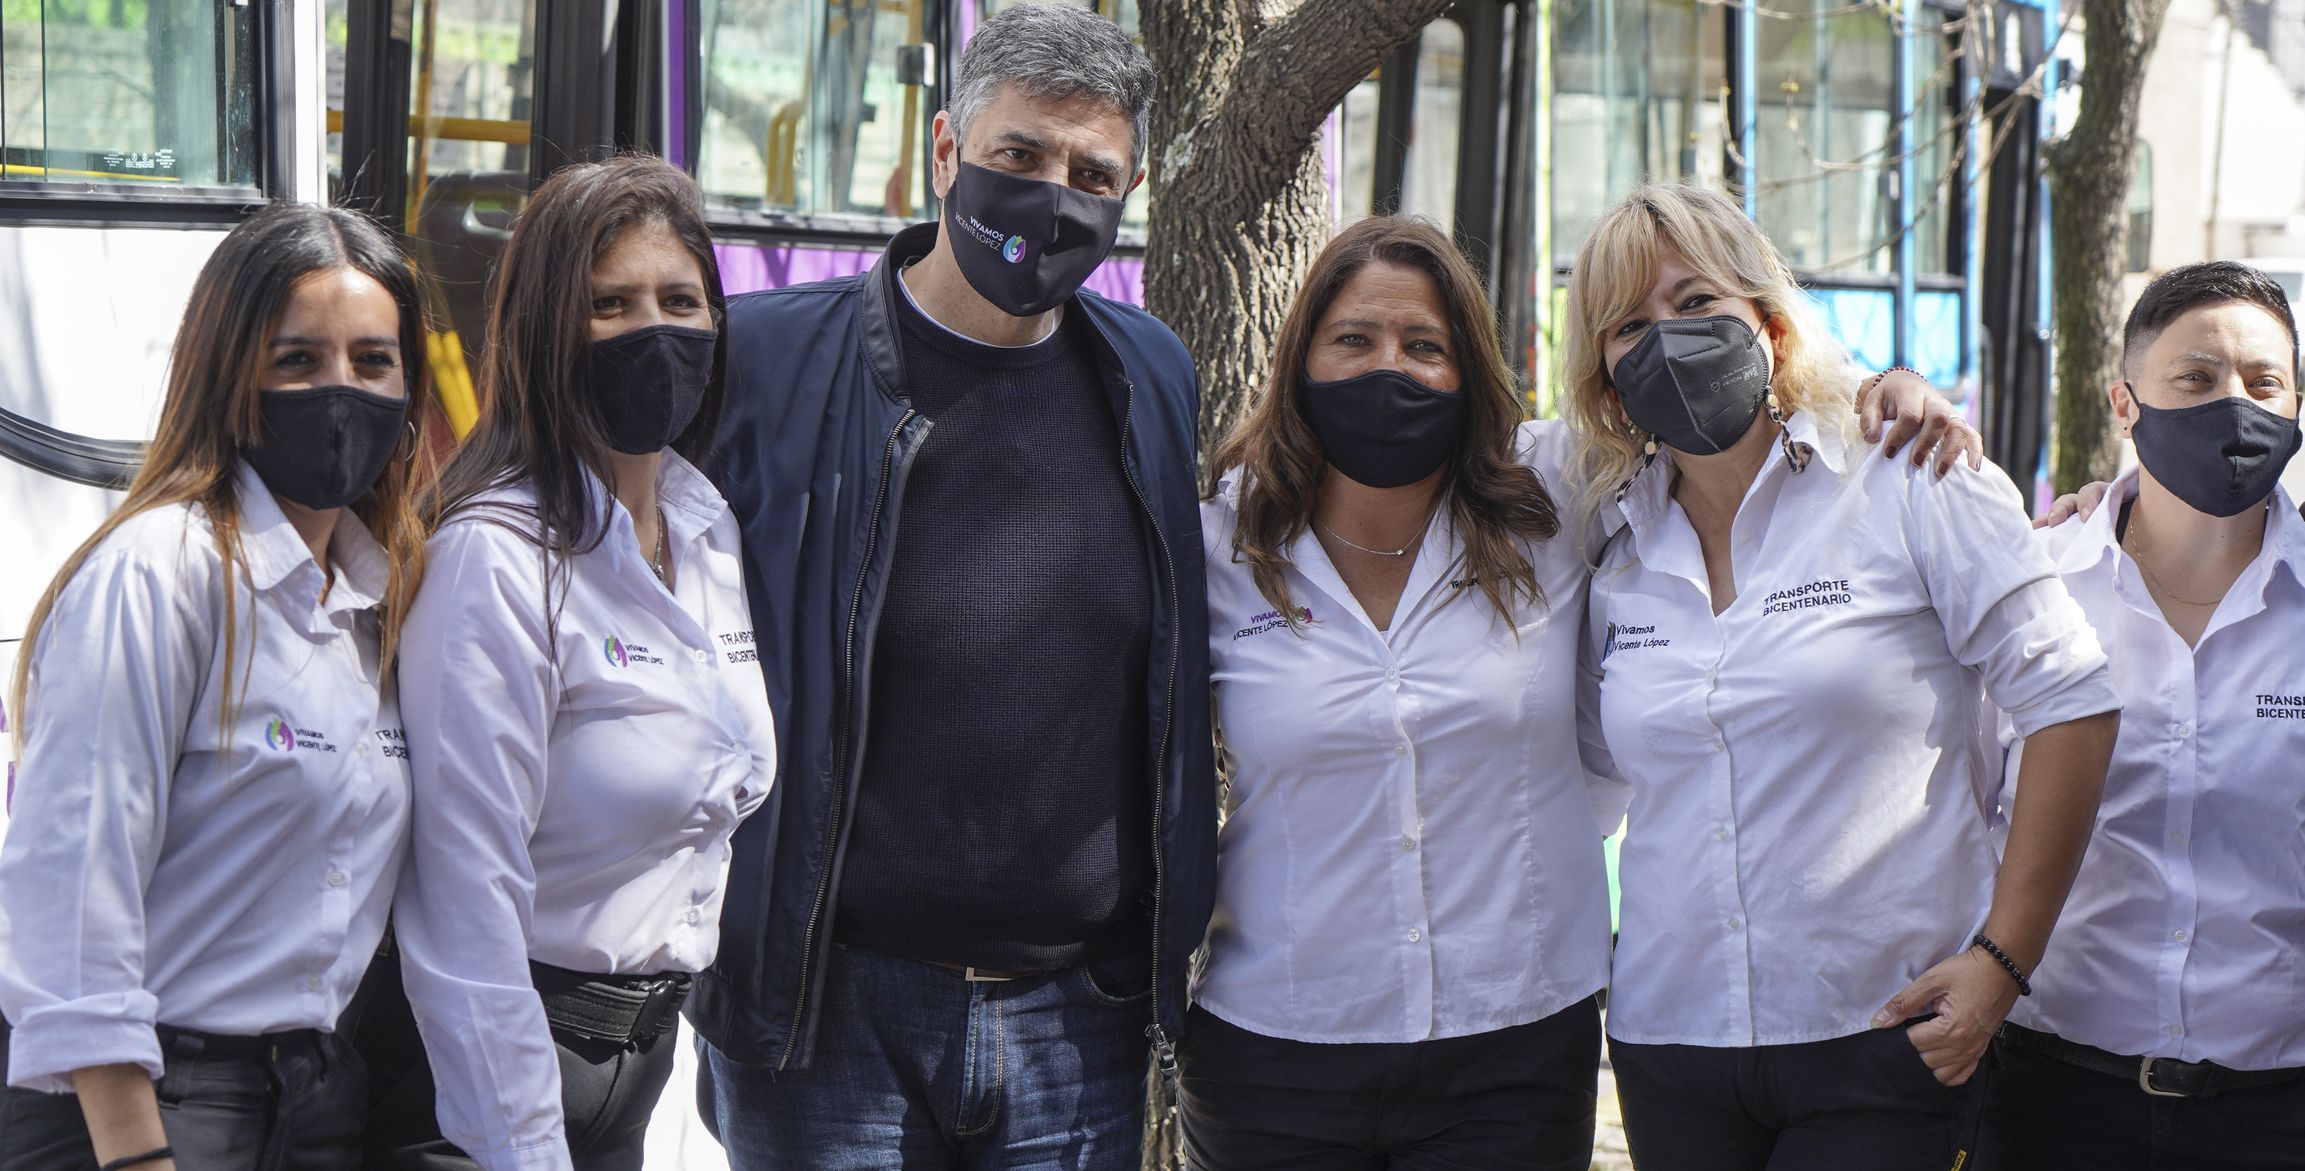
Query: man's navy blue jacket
690 222 1218 1073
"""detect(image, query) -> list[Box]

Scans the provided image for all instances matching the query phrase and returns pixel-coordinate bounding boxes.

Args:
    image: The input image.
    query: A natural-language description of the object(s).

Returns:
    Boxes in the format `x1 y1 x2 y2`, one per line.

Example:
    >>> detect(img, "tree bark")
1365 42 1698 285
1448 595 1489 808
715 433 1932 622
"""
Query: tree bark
2044 0 2173 493
1141 0 1458 457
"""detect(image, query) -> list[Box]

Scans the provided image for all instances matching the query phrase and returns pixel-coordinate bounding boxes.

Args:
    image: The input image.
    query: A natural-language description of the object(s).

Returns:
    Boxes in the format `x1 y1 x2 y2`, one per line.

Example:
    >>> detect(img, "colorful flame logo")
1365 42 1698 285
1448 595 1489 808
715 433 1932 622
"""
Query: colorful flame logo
1002 236 1026 264
604 635 628 667
264 717 295 752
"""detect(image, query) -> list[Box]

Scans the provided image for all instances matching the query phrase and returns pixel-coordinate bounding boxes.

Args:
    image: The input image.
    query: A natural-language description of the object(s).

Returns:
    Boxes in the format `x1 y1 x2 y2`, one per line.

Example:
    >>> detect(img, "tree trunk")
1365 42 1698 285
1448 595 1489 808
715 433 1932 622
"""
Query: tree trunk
2044 0 2173 494
1141 0 1458 457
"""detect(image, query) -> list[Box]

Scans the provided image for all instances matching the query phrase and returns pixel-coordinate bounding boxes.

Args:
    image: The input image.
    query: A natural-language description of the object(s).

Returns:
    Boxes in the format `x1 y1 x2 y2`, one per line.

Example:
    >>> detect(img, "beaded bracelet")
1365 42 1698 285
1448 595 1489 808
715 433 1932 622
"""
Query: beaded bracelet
99 1147 173 1171
1863 364 1926 392
1972 933 2033 997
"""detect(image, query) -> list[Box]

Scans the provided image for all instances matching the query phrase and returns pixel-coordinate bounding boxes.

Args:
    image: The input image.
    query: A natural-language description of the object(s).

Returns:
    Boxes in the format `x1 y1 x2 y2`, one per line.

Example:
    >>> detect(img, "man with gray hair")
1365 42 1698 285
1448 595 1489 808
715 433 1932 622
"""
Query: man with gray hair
690 5 1216 1168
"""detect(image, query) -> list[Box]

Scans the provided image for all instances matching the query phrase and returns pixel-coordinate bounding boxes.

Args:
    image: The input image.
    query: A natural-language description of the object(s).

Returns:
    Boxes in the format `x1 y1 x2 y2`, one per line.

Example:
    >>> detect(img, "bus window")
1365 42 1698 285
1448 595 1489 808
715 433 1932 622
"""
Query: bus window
2126 142 2153 273
0 2 258 189
1912 8 1957 277
1551 0 1729 269
1398 18 1463 227
1754 0 1901 276
698 0 923 220
1337 73 1382 222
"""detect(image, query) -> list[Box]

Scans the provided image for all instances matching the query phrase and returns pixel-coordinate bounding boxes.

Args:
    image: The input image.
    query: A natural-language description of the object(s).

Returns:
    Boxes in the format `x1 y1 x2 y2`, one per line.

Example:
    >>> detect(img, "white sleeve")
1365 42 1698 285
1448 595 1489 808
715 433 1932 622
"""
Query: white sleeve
392 523 572 1171
1904 460 2120 737
0 547 204 1091
1578 562 1632 838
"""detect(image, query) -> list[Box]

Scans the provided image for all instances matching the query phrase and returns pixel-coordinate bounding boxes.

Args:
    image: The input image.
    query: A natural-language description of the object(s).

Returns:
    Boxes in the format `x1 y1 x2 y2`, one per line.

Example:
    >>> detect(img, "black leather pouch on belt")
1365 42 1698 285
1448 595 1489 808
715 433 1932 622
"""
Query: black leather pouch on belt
530 961 691 1045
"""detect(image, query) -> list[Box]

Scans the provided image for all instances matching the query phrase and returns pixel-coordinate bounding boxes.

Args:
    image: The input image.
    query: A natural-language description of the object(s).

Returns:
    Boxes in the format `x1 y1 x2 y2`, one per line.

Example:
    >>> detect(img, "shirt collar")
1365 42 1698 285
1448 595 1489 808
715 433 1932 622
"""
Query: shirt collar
231 459 391 619
1613 409 1836 551
2060 465 2305 599
583 450 729 556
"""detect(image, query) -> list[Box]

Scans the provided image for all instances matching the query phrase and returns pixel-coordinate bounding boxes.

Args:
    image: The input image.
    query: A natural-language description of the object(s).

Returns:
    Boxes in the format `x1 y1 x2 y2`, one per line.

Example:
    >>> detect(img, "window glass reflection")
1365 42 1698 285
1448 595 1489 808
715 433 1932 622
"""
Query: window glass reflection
0 1 257 188
1551 0 1728 269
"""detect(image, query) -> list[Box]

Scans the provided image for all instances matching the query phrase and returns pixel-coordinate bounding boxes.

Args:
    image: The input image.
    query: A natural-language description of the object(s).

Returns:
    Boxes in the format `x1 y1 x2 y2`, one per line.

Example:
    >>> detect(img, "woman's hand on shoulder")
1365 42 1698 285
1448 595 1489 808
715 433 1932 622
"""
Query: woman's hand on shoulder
2034 481 2112 529
1857 369 1983 478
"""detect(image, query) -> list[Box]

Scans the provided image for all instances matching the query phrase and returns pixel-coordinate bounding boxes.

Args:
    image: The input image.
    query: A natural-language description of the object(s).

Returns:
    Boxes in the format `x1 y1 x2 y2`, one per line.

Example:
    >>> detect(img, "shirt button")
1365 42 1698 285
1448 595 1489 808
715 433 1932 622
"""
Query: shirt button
2173 930 2189 942
1393 743 1409 757
1385 666 1401 684
2170 830 2186 843
1726 917 1743 931
1401 836 1418 851
1710 739 1726 754
354 742 370 757
325 870 347 888
1406 929 1422 942
692 648 711 664
684 907 703 925
2175 723 2194 738
1714 826 1731 843
305 976 322 993
2167 1024 2184 1037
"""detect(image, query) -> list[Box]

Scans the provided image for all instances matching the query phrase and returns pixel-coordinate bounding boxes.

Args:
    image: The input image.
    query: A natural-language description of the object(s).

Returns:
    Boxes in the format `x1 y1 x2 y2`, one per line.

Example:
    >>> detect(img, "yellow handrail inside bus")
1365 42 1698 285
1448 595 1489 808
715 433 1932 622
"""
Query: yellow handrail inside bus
427 330 482 438
325 109 531 145
767 101 804 206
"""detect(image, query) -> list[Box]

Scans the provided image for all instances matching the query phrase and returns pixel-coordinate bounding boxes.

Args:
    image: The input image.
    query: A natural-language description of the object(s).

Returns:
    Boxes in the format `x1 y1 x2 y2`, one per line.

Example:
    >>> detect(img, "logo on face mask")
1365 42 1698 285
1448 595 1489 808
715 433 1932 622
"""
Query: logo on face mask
1002 236 1027 264
264 717 296 752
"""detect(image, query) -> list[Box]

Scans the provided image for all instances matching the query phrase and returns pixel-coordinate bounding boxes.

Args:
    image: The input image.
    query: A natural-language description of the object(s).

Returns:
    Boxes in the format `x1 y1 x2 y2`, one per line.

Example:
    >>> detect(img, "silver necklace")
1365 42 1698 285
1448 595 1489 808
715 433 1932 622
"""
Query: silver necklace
648 505 668 584
1318 503 1438 558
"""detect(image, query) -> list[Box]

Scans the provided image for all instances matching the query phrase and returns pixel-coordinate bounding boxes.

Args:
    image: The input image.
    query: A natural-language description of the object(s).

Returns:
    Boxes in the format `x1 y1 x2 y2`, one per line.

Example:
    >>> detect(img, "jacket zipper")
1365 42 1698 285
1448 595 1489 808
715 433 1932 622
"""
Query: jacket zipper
1115 377 1183 1086
780 408 916 1070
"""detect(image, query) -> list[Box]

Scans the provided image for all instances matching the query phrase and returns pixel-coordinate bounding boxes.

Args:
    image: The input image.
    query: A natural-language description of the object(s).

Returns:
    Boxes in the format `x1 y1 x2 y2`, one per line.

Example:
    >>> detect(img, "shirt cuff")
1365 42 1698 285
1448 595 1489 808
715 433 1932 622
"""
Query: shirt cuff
2005 670 2122 740
5 1001 162 1093
469 1136 574 1171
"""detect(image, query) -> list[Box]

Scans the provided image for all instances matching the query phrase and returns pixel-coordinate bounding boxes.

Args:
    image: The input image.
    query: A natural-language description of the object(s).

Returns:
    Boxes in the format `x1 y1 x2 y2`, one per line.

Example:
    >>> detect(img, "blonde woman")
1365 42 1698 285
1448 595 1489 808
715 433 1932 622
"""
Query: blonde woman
1565 184 2122 1171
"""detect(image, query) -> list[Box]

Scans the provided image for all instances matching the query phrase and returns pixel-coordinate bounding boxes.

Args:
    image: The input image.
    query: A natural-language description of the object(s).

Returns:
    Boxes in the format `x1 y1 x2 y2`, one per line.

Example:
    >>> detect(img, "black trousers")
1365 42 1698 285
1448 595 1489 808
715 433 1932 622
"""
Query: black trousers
1609 1025 1989 1171
0 1025 364 1171
1176 996 1602 1171
1984 1034 2305 1170
356 956 676 1171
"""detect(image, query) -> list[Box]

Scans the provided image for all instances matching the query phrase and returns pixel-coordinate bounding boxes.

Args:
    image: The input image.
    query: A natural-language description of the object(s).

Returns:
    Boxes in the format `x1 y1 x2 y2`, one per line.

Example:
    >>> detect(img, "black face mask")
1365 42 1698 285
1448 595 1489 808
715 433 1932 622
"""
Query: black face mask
1609 314 1774 455
942 162 1125 317
243 385 408 511
589 324 717 455
2129 390 2302 517
1298 368 1467 489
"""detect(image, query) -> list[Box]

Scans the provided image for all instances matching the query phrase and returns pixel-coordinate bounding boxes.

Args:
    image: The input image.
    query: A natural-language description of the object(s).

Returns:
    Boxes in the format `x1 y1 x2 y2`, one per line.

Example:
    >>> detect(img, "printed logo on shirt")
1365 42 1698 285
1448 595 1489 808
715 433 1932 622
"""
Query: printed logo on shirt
602 635 666 668
1760 578 1853 616
374 727 410 760
1233 606 1313 641
2255 692 2305 719
718 629 759 664
1602 622 1668 660
262 719 337 754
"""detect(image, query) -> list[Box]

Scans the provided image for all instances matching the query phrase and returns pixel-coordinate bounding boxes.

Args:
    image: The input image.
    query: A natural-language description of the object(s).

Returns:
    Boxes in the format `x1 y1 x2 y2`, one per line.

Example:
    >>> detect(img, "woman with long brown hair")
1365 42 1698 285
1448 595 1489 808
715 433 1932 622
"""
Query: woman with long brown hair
368 154 774 1171
0 203 433 1171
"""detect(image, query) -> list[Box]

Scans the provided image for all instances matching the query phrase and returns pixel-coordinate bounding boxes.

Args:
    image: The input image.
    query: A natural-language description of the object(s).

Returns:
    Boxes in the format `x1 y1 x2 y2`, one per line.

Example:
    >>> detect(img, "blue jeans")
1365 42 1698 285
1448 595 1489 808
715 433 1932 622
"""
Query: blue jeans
698 946 1151 1170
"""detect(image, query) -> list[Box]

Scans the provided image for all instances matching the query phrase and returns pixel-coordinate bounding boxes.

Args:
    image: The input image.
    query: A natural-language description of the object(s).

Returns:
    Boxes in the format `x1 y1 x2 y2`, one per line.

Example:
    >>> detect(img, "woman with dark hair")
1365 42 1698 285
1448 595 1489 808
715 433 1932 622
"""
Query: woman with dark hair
0 203 434 1171
1182 216 1607 1171
373 154 774 1171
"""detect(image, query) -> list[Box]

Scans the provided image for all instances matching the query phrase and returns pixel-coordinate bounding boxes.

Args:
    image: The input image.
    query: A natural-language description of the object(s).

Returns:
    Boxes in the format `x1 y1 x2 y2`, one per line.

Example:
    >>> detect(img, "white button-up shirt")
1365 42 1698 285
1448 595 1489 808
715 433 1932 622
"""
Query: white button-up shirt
2001 470 2305 1071
1194 420 1619 1045
1582 410 2117 1048
0 461 408 1092
393 452 774 1171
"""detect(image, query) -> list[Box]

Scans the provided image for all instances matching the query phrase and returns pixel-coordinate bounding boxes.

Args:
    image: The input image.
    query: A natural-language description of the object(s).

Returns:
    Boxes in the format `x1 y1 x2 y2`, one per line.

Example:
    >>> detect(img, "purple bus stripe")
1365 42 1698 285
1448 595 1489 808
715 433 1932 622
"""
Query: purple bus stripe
715 241 1145 306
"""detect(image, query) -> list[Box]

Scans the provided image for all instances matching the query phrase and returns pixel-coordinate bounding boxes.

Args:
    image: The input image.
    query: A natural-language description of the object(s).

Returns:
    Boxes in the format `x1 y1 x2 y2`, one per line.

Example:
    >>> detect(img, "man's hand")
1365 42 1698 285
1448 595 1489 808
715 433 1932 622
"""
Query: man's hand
2034 481 2113 529
1857 369 1983 477
1872 948 2020 1086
